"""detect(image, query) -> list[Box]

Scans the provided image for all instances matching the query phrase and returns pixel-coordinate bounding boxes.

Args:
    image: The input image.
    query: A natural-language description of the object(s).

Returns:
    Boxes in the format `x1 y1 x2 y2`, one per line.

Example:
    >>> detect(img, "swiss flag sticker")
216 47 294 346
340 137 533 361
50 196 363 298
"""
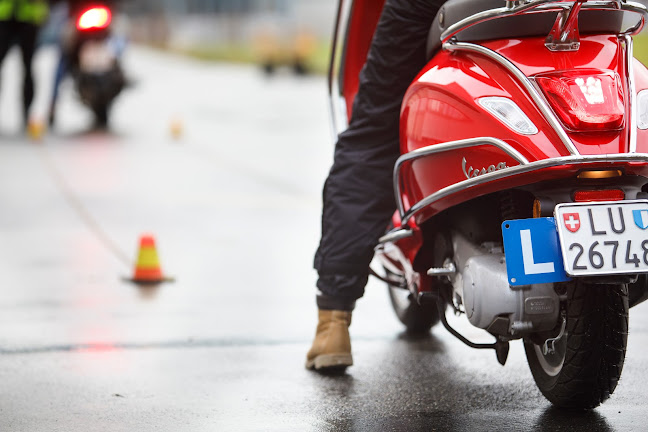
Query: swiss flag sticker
563 213 581 233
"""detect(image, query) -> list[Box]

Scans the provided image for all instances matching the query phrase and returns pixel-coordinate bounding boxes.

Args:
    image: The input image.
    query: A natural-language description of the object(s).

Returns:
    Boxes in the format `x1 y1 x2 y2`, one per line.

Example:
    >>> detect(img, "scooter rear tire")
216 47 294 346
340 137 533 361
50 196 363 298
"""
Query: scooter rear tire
386 270 439 334
524 282 628 409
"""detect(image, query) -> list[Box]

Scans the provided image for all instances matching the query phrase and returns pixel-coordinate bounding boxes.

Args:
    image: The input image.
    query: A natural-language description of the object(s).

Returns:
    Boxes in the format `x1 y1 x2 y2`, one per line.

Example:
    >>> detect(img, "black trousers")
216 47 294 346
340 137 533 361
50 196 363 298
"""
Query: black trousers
0 19 40 123
314 0 446 311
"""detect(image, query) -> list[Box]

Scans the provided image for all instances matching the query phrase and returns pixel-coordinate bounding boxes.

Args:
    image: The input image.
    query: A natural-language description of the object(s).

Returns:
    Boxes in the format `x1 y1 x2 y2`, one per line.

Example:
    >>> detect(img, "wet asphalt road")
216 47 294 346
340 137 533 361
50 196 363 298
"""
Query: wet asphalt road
1 46 648 431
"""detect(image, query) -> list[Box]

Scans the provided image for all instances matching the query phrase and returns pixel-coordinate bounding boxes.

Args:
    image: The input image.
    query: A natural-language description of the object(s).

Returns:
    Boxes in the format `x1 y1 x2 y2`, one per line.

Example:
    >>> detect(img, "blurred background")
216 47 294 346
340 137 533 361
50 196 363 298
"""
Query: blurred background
106 0 334 74
3 2 648 430
39 0 648 75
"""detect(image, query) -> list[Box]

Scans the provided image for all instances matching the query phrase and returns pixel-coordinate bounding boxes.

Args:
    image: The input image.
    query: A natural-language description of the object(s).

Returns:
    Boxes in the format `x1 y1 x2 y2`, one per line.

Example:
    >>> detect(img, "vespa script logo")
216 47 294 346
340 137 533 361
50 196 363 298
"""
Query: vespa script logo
462 157 509 179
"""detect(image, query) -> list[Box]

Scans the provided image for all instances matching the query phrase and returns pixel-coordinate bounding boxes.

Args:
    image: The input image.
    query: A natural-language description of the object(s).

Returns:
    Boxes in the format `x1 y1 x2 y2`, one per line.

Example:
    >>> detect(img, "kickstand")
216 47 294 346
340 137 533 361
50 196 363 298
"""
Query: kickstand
437 298 510 365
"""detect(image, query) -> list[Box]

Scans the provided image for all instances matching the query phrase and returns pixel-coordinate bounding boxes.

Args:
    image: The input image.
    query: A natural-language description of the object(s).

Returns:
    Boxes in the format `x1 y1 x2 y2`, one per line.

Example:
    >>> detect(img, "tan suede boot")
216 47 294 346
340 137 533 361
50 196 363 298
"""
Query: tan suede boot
305 309 353 370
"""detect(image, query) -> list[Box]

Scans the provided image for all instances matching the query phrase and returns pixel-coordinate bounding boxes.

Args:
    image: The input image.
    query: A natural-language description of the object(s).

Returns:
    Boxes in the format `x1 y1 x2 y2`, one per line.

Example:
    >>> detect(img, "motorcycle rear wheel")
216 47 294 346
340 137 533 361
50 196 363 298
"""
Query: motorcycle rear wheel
93 104 109 128
524 282 628 409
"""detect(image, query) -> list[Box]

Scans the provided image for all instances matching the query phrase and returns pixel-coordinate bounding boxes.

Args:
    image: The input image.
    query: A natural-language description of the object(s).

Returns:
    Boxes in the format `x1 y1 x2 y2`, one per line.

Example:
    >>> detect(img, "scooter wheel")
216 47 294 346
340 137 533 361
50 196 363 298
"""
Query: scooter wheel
386 269 439 334
524 282 628 409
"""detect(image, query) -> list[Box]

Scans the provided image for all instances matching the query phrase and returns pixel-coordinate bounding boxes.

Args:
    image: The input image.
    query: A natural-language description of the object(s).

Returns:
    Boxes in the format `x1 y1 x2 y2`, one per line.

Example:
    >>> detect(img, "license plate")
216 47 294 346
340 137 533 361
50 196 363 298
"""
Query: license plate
555 200 648 276
80 40 115 73
502 217 570 286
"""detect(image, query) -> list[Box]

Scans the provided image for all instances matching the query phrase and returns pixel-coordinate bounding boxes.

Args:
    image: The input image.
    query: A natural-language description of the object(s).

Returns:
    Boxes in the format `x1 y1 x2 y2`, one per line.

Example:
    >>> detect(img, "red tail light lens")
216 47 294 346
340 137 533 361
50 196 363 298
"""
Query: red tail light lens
535 69 624 132
574 189 625 202
77 7 112 31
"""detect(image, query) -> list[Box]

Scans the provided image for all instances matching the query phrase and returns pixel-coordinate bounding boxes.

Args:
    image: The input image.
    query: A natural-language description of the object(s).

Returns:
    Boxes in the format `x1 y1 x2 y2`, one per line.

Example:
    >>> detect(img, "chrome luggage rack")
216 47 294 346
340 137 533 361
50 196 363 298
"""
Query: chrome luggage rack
381 142 648 244
440 0 648 47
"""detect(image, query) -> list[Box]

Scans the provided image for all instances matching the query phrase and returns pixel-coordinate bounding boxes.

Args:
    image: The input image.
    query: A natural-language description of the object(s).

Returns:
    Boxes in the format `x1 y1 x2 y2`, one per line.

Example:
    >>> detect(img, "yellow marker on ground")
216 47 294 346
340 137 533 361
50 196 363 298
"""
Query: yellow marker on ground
170 117 183 139
27 119 45 140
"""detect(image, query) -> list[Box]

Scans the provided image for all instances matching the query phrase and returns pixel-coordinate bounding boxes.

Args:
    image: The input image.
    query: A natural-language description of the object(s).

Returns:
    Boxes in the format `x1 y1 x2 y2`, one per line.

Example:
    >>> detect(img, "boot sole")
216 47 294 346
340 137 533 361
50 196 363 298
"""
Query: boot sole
305 353 353 371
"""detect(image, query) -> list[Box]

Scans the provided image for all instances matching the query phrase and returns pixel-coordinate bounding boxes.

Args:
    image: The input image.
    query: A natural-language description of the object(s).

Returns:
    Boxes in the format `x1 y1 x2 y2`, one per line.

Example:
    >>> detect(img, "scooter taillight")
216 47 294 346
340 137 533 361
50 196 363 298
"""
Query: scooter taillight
77 6 112 31
535 70 624 132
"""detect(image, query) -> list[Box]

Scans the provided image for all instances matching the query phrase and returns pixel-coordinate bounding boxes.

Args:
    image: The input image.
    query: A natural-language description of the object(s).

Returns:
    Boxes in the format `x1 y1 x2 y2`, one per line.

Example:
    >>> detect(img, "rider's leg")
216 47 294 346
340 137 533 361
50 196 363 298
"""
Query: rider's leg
307 0 445 370
17 22 39 126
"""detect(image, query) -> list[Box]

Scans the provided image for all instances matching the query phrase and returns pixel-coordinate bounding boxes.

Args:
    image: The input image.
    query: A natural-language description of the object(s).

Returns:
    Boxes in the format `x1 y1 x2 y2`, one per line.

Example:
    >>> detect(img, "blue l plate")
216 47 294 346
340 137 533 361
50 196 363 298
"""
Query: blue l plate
502 217 571 286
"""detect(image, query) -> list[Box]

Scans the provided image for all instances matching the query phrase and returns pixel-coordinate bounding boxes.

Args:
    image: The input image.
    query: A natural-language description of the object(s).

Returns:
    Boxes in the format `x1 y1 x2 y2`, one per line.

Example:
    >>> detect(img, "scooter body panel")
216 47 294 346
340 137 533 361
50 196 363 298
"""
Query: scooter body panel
400 34 648 224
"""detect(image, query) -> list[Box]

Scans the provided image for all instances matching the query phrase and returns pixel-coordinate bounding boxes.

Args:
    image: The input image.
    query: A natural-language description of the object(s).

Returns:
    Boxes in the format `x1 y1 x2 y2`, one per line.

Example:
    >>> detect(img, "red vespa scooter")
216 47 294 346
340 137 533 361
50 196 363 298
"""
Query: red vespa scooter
330 0 648 409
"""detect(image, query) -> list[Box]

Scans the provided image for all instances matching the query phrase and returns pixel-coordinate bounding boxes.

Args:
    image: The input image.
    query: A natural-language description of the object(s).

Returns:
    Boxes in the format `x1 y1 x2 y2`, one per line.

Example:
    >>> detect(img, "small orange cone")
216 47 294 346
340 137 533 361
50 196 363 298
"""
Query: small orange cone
169 117 183 140
126 234 173 285
27 118 46 141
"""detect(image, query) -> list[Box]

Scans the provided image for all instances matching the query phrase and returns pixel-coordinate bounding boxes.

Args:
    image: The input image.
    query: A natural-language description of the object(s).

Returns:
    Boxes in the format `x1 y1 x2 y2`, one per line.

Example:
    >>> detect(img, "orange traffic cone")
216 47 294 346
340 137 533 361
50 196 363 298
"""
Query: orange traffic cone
27 118 45 141
126 234 173 284
169 117 183 140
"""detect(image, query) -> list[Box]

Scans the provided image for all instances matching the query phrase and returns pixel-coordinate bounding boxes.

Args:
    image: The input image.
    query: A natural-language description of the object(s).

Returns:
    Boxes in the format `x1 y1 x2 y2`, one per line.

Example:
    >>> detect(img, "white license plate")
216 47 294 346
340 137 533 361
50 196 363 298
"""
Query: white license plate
555 200 648 276
80 41 115 73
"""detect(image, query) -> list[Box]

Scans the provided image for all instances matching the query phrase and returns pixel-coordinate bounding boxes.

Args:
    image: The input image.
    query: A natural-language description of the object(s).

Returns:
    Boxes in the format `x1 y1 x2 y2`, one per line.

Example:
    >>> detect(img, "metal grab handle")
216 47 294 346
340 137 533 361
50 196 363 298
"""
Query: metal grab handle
392 137 530 222
440 0 648 45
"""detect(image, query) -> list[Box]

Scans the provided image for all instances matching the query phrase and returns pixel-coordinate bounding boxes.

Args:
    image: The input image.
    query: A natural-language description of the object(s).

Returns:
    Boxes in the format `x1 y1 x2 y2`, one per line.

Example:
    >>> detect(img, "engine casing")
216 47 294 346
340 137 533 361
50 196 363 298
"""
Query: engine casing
451 232 560 337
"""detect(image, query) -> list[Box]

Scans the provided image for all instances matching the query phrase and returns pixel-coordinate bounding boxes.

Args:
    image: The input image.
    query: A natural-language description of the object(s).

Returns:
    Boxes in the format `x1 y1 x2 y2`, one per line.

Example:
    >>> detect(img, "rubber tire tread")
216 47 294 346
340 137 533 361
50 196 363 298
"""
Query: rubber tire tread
387 283 440 334
525 283 628 409
93 104 109 127
382 220 441 335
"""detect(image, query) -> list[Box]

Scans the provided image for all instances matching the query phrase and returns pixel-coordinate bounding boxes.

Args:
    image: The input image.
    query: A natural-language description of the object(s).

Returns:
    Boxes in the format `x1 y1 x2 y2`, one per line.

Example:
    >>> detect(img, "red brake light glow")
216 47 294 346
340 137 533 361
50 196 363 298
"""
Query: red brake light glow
574 189 625 202
77 6 111 31
535 69 624 132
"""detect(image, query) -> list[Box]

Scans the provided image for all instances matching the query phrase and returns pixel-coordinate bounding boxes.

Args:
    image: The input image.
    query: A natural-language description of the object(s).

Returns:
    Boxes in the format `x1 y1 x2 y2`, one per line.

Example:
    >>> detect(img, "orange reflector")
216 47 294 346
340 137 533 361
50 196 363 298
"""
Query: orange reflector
577 170 623 179
574 189 625 202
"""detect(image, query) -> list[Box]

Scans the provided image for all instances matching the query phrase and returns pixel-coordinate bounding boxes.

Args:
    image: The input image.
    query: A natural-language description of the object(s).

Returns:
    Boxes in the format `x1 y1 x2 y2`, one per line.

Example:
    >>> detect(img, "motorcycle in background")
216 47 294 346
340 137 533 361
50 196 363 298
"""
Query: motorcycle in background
330 0 648 409
51 2 126 127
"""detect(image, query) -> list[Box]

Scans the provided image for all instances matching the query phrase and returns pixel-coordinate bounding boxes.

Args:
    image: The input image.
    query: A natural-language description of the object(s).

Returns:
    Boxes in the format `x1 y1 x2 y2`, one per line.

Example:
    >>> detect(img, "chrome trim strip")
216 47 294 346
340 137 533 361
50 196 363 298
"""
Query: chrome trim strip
625 35 638 153
440 0 648 44
400 153 648 226
327 0 343 102
444 41 579 156
393 138 530 218
327 0 351 139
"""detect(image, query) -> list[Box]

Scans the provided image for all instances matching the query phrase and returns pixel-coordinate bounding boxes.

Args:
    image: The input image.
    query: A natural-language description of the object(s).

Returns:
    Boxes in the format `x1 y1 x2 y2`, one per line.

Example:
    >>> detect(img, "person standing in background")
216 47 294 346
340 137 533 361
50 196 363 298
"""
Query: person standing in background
0 0 49 129
47 0 95 127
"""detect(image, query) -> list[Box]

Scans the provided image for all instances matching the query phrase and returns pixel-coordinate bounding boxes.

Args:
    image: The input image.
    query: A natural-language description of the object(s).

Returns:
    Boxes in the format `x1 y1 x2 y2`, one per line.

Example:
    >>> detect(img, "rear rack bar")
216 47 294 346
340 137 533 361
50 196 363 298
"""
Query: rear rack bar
440 0 648 46
392 150 648 231
393 137 529 219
